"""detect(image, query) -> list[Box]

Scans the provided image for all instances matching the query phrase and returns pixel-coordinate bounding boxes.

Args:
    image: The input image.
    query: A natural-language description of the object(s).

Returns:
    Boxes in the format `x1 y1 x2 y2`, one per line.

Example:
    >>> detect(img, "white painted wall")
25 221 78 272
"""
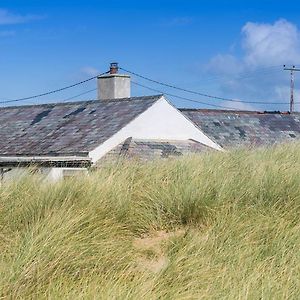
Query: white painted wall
46 168 63 181
1 168 29 182
46 168 88 182
89 96 223 163
1 167 88 183
1 167 51 183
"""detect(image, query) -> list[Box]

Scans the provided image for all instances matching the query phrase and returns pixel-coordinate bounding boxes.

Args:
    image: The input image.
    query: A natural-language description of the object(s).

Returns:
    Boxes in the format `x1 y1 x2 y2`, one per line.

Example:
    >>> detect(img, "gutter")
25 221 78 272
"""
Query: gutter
0 156 92 168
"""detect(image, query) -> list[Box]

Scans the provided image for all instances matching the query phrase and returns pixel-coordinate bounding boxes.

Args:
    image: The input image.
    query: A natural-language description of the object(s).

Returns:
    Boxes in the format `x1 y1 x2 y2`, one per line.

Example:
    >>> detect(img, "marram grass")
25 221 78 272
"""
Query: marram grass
1 143 300 299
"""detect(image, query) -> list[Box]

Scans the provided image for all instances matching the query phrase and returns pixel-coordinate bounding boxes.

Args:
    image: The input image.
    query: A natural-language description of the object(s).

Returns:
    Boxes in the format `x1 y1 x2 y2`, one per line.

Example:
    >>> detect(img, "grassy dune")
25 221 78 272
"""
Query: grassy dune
1 143 300 299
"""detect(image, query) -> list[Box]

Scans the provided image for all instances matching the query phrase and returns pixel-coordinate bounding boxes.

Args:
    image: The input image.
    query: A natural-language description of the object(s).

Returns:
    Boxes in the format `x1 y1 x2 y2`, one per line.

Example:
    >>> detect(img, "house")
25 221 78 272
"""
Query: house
2 62 300 181
0 64 221 181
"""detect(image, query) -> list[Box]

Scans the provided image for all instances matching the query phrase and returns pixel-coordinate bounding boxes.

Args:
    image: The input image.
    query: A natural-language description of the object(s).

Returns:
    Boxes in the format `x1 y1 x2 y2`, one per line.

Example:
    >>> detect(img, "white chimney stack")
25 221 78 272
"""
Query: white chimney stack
97 63 131 100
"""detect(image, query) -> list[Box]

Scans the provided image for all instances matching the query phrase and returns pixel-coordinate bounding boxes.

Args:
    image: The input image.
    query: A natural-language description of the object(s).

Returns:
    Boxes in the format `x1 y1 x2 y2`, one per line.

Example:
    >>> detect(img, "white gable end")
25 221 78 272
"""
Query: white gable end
89 96 222 163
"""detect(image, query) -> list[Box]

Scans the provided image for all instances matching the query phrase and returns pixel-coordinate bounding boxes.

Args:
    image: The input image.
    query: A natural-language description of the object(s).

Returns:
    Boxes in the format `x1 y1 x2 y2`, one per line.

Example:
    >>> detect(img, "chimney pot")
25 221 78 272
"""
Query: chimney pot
110 62 119 74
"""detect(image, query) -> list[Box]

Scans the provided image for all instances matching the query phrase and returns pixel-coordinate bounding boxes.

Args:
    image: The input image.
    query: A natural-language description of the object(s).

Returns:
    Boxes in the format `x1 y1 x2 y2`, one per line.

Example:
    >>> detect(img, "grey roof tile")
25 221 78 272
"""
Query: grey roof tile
0 95 161 156
181 109 300 148
102 138 212 162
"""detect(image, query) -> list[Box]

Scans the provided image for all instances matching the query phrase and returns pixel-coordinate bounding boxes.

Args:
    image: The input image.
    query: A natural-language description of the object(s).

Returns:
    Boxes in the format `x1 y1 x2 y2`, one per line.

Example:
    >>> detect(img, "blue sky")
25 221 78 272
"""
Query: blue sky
1 0 300 110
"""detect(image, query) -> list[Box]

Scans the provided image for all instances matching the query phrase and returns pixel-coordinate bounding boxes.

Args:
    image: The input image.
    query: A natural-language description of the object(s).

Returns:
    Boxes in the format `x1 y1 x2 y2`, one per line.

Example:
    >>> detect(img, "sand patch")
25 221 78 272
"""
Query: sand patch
133 229 185 273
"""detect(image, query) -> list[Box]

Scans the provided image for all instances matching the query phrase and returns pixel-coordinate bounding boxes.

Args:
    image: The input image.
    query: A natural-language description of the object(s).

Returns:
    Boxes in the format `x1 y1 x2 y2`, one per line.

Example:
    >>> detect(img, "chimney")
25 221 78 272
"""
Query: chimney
97 62 131 100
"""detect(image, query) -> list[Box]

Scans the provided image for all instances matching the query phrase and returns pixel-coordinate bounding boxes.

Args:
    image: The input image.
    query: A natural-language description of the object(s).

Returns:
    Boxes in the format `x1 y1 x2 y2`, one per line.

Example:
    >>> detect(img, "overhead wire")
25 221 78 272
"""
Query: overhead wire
0 71 109 104
121 67 291 105
62 88 97 102
0 65 294 108
131 81 238 110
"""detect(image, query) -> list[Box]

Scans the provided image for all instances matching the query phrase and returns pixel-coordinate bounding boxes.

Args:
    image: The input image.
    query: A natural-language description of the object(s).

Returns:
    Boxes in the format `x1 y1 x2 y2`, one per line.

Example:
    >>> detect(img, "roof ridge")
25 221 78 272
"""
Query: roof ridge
179 108 260 114
0 94 163 110
179 108 298 115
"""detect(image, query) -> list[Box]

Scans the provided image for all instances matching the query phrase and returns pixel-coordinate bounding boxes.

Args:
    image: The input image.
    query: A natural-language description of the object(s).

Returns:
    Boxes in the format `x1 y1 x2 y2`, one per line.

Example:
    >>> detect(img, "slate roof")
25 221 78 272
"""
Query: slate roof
0 95 161 156
102 138 212 161
124 139 211 158
180 109 300 149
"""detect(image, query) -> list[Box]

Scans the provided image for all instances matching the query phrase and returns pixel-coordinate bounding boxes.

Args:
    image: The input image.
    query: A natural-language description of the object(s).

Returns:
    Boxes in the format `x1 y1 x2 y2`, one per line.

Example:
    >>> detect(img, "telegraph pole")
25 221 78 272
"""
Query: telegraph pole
284 65 300 113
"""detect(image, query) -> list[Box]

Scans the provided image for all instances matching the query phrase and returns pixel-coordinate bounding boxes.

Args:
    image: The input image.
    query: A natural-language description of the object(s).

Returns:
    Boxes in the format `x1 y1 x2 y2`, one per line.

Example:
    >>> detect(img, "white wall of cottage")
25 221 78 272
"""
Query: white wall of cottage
89 96 223 163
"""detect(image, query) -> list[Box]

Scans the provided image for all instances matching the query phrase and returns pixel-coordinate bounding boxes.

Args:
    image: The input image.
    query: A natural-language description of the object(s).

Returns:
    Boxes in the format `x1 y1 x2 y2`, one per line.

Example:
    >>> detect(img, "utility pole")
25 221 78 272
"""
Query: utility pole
284 65 300 113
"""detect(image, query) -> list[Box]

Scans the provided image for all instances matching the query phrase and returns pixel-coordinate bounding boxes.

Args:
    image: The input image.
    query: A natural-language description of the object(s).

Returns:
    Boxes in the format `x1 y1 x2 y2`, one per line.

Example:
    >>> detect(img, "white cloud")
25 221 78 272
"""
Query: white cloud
242 19 300 67
275 86 300 111
206 54 244 75
206 19 300 111
221 100 255 111
0 8 43 25
275 85 290 100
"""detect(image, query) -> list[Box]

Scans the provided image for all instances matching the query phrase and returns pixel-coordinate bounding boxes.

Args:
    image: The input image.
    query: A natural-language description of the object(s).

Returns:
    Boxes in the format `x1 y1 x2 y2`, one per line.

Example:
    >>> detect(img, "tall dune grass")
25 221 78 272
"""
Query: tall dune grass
1 143 300 299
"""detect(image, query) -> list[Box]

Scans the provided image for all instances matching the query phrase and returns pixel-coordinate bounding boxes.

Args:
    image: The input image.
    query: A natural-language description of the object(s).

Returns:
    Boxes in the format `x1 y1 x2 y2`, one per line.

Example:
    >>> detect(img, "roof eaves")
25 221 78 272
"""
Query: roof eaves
0 156 92 168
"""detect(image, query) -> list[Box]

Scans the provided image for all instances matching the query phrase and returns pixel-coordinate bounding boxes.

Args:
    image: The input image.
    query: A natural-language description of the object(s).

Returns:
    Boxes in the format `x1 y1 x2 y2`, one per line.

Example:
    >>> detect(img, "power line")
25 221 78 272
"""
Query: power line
131 81 239 110
0 71 109 104
121 67 290 105
62 88 97 102
0 65 294 108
